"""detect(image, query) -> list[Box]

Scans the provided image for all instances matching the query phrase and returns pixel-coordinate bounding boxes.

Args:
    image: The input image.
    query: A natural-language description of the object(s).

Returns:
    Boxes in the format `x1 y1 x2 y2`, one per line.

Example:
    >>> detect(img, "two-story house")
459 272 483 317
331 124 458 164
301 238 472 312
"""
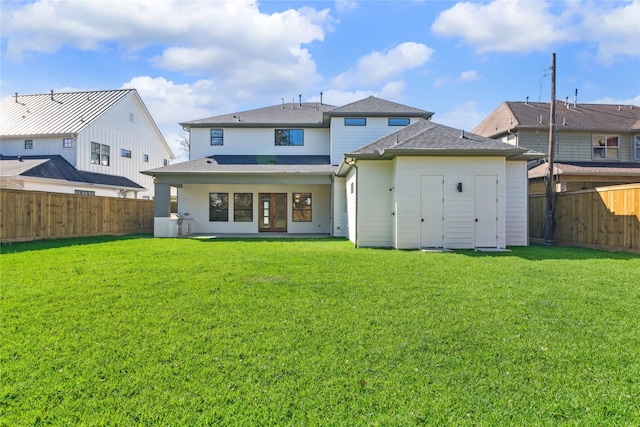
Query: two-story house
472 100 640 194
0 89 174 198
145 96 541 249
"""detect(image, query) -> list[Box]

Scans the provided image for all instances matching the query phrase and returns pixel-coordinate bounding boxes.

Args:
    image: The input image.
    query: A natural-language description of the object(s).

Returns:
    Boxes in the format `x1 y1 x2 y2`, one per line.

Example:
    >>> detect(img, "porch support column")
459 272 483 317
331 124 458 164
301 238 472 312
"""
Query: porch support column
153 183 174 237
154 183 171 217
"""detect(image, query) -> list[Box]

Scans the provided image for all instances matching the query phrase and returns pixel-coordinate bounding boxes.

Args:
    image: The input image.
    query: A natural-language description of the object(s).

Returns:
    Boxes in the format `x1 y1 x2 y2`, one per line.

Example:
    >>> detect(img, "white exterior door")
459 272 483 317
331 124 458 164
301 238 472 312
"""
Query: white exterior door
474 175 498 247
420 175 444 248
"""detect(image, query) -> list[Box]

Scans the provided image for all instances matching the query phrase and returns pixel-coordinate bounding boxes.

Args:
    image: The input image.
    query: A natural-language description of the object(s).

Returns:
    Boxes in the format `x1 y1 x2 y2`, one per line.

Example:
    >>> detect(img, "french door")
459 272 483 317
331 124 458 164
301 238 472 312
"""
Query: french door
259 193 287 232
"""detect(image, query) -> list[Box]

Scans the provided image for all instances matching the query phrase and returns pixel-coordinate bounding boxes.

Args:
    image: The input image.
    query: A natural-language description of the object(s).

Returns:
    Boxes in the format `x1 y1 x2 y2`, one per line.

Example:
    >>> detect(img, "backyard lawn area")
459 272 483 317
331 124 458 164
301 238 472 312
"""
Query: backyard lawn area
1 236 639 425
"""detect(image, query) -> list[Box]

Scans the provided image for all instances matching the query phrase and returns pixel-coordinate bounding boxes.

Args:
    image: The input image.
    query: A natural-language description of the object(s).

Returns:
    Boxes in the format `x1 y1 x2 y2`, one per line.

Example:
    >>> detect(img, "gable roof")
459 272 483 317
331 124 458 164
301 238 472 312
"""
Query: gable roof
142 155 335 175
473 100 640 137
348 119 533 159
0 155 144 189
0 89 137 137
180 102 336 128
326 96 433 118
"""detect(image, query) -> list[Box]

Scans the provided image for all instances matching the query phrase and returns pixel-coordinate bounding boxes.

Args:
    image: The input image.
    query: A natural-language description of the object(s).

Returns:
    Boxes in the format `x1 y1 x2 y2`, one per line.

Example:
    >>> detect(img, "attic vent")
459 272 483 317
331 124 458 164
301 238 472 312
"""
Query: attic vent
129 113 134 122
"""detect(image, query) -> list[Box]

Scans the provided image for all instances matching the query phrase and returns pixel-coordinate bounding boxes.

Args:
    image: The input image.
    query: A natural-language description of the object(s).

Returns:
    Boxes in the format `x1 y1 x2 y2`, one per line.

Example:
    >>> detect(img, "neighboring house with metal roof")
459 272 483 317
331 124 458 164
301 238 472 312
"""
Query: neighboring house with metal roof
472 100 640 194
0 89 174 198
144 96 542 249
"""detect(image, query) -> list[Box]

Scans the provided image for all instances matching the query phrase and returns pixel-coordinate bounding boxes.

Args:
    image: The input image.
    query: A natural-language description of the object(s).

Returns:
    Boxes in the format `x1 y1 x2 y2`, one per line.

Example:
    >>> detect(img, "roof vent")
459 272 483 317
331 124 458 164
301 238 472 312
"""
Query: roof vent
562 117 567 126
460 130 466 139
525 96 529 105
18 155 23 162
281 98 285 109
539 115 543 124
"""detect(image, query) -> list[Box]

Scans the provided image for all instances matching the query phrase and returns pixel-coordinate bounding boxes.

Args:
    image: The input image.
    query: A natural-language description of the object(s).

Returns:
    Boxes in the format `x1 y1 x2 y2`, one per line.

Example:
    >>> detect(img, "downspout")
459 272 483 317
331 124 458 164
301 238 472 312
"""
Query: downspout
353 162 359 248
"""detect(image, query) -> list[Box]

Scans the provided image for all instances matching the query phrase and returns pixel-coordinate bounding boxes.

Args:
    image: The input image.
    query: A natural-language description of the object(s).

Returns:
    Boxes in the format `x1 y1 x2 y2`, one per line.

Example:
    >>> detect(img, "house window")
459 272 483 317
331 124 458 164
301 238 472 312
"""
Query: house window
74 190 95 196
592 135 619 160
25 140 33 149
143 154 149 162
209 192 229 221
292 193 312 222
234 193 253 222
121 149 132 158
345 118 366 126
635 135 640 160
163 159 169 166
91 142 110 166
388 118 410 126
211 129 223 146
63 138 73 148
275 129 303 146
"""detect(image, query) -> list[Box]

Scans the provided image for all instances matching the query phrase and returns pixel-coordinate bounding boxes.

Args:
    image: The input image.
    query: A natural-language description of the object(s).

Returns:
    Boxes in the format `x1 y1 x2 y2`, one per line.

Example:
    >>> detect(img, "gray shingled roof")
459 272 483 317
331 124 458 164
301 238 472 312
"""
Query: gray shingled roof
0 89 135 136
180 102 336 128
327 96 433 118
348 119 530 158
143 155 335 175
473 101 640 137
0 155 144 189
528 161 640 179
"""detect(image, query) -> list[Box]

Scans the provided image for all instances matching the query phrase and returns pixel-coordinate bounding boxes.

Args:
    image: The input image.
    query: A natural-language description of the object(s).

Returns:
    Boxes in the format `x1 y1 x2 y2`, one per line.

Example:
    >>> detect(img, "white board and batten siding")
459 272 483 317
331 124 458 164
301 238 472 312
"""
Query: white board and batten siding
393 157 507 250
189 127 331 159
177 183 331 235
0 136 77 166
78 95 171 198
330 117 419 165
352 160 394 247
332 176 348 237
345 169 358 243
505 161 529 246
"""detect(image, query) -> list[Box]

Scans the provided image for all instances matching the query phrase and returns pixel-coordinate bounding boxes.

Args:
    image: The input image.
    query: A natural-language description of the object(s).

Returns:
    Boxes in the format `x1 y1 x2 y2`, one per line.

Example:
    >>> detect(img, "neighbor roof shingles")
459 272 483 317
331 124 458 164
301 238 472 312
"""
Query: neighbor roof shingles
473 101 640 137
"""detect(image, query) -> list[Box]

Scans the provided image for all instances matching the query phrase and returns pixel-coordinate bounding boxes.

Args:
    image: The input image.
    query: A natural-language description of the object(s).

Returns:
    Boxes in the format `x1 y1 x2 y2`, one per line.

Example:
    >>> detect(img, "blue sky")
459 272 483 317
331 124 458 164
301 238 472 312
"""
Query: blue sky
1 0 639 161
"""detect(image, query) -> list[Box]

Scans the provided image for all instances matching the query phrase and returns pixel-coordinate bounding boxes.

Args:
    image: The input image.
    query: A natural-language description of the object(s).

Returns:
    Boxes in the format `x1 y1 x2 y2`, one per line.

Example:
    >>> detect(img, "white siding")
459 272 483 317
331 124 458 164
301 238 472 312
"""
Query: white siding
392 157 507 249
330 117 418 165
332 176 348 237
1 177 124 197
346 169 357 243
354 160 394 247
77 95 172 198
177 184 331 234
505 161 529 246
189 127 330 159
0 136 77 166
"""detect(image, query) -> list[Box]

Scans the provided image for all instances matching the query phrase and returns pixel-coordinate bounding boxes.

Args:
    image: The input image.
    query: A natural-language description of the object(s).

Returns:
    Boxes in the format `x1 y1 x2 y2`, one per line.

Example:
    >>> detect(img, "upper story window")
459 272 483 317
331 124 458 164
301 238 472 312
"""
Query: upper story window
63 138 73 148
121 149 132 158
388 118 410 126
91 142 110 166
211 129 223 146
345 118 366 126
635 135 640 160
25 140 33 149
163 159 169 166
592 134 619 160
143 154 149 162
275 129 303 146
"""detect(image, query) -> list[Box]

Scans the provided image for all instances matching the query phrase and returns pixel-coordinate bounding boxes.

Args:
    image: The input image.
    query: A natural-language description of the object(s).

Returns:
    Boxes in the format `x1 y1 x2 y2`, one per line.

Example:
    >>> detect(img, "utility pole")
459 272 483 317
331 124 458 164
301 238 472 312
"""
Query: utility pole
544 53 556 245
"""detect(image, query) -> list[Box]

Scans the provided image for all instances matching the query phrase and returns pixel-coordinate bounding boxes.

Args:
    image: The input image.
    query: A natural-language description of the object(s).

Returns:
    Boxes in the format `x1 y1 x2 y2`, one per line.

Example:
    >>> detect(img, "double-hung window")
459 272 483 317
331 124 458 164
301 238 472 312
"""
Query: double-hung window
275 129 303 146
592 135 619 160
211 129 223 146
635 135 640 160
292 193 312 222
209 192 229 221
24 140 33 149
91 142 110 166
234 193 253 222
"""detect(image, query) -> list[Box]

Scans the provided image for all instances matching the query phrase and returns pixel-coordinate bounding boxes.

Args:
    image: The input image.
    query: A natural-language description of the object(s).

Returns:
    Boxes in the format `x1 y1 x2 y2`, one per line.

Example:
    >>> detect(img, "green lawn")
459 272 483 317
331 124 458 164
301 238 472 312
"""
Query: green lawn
1 236 639 426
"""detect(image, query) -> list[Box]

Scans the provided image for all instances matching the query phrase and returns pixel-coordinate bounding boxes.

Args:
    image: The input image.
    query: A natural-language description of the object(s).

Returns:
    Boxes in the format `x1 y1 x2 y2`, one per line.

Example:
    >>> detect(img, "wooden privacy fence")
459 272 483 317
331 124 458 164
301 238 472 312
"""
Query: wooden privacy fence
1 189 154 242
529 184 640 252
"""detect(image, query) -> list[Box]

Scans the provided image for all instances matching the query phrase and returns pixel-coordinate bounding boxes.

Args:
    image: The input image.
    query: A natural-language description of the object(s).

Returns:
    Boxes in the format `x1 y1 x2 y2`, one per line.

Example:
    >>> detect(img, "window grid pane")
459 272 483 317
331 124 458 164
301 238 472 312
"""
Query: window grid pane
275 129 303 146
211 129 223 146
292 193 312 222
234 193 253 222
209 193 229 221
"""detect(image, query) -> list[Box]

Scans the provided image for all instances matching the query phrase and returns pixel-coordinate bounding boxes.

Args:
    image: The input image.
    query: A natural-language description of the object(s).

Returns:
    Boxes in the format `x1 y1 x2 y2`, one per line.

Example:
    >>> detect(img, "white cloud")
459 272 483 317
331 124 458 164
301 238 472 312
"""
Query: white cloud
433 101 488 132
331 42 434 88
459 70 481 82
578 1 640 64
431 0 578 53
431 0 639 64
590 94 640 106
2 0 330 98
335 0 358 12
